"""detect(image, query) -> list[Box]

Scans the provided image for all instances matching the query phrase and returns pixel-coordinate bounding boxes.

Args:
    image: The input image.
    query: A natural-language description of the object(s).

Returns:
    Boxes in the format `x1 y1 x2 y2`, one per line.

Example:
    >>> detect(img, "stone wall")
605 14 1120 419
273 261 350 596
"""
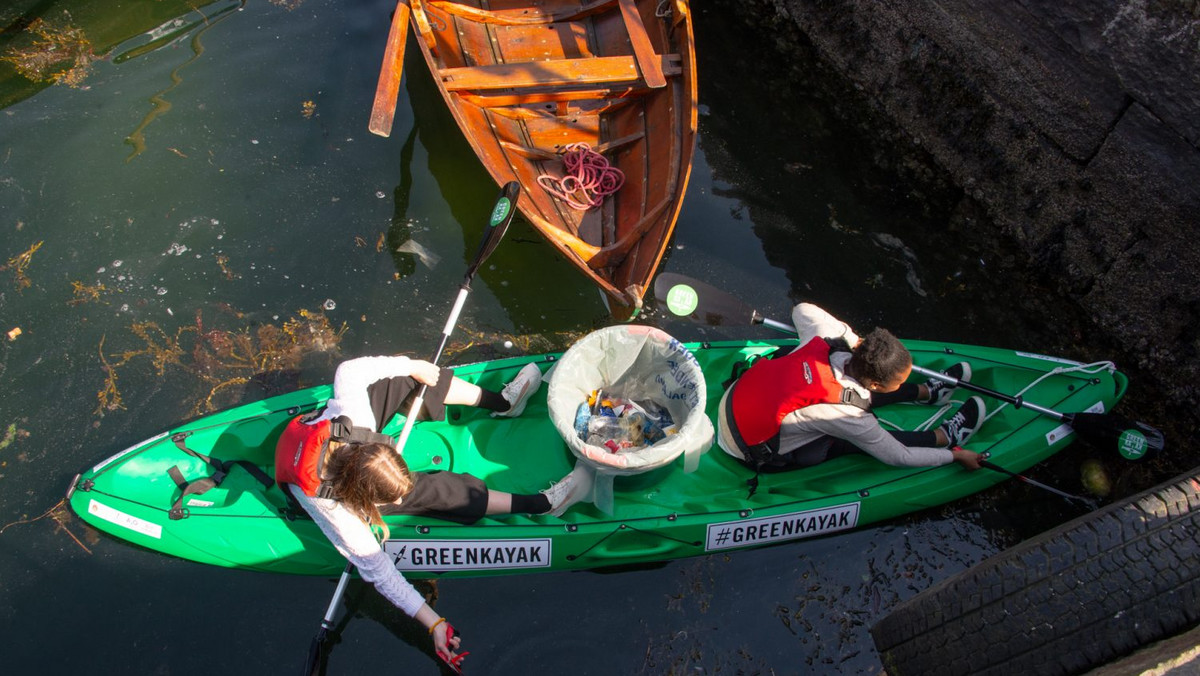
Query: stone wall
748 0 1200 415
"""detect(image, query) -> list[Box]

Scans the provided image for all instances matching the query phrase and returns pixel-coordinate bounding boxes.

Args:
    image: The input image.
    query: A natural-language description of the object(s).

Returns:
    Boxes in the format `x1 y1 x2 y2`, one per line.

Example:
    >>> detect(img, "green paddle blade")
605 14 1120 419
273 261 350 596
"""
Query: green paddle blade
465 181 520 281
1067 412 1165 460
653 272 760 327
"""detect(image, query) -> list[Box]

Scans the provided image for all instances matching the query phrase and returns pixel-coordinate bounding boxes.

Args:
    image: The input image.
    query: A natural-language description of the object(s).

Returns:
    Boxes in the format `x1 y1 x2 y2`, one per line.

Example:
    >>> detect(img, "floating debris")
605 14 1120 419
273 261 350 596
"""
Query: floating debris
3 241 43 291
0 499 92 555
0 13 96 88
872 232 928 297
302 100 316 119
6 327 20 341
96 307 347 416
441 327 587 362
215 255 238 280
395 239 441 269
827 204 861 235
0 422 29 451
68 281 108 306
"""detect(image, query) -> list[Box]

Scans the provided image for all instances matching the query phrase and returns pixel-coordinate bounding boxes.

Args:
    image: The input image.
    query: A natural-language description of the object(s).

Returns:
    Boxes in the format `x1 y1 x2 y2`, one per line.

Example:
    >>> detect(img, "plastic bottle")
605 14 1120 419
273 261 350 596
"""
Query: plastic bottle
573 402 591 439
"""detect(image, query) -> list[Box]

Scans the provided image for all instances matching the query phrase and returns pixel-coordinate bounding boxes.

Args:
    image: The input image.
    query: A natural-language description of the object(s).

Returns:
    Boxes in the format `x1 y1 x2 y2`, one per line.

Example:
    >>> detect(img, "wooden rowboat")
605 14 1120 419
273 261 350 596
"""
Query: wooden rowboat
370 0 698 316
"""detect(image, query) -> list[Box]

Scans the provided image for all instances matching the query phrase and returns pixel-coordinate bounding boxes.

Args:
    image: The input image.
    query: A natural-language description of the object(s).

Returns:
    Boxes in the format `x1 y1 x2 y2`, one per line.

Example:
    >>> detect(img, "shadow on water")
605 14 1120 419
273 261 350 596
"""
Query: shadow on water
397 34 615 338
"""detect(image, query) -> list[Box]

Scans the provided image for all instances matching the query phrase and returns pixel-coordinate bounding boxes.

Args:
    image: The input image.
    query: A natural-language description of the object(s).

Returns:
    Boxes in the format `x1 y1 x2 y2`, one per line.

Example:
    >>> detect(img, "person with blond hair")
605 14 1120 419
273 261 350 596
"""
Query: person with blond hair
275 355 585 668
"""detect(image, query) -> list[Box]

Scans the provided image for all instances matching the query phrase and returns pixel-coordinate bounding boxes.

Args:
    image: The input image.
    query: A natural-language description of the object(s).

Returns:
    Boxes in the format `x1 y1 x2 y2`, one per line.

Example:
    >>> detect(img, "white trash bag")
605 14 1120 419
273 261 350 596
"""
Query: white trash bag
547 325 714 513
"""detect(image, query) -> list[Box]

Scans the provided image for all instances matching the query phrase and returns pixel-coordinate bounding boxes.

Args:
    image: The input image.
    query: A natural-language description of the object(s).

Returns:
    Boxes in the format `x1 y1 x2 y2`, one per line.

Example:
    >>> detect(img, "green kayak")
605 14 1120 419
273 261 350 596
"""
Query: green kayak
67 338 1127 578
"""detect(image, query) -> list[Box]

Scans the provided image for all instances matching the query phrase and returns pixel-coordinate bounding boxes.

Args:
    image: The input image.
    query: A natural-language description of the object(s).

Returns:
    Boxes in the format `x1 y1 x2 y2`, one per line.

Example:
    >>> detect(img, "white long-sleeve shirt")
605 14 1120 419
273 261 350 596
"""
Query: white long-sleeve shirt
719 304 953 467
288 356 425 616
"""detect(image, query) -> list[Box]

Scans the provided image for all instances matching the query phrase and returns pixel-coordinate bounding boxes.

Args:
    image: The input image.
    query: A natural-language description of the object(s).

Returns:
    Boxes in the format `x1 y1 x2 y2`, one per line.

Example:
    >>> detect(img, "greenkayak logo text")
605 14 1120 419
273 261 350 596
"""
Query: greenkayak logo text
705 503 860 551
384 538 551 572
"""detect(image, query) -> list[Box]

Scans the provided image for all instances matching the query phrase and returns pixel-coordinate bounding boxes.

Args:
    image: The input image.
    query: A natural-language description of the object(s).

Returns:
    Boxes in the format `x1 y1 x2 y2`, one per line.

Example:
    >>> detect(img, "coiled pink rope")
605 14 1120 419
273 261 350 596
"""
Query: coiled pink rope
536 143 625 211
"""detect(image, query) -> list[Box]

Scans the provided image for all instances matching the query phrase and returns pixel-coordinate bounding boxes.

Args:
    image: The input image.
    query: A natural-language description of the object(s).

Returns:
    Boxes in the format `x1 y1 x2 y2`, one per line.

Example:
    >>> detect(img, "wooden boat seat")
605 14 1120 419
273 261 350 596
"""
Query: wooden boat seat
427 0 620 26
440 55 682 92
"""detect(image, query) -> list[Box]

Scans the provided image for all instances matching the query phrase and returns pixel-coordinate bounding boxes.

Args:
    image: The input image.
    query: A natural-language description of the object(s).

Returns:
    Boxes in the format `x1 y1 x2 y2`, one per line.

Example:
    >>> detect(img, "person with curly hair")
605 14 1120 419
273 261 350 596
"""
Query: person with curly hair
716 303 985 473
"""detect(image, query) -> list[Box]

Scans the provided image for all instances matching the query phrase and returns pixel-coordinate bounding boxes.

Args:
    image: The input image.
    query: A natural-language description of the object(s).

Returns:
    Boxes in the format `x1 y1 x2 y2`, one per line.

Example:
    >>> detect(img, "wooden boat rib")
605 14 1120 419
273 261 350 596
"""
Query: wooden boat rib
403 0 697 314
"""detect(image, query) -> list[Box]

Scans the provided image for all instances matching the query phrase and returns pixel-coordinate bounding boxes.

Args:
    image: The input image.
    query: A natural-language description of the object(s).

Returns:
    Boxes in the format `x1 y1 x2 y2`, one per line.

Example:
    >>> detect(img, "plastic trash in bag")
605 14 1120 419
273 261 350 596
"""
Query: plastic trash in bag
547 325 714 513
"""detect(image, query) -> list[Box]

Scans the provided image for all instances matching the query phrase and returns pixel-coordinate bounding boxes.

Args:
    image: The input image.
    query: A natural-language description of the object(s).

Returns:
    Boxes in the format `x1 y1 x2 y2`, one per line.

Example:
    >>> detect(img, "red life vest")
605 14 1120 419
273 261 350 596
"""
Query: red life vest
730 337 869 447
274 416 336 498
274 414 396 498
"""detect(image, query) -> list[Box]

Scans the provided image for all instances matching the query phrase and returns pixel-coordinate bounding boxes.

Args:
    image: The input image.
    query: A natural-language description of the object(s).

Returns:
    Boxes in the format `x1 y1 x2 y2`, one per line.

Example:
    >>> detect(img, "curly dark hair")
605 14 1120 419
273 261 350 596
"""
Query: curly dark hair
847 328 911 385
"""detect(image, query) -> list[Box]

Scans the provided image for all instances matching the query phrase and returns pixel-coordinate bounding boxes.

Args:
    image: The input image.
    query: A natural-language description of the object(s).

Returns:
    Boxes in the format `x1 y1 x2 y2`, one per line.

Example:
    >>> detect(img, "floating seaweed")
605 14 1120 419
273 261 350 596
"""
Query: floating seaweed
0 13 96 88
215 255 238 280
2 241 43 291
0 499 93 555
96 307 347 417
0 421 29 451
68 280 108 305
441 326 587 362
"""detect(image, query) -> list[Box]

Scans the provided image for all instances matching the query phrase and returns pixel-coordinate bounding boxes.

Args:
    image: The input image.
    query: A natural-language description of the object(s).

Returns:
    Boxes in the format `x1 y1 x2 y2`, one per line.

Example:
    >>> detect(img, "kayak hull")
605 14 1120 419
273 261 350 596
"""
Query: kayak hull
69 339 1127 578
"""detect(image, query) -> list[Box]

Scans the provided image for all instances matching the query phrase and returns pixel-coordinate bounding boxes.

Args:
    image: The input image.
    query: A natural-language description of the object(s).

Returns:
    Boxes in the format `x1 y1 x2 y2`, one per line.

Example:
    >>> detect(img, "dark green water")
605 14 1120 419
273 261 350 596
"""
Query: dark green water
0 2 1124 673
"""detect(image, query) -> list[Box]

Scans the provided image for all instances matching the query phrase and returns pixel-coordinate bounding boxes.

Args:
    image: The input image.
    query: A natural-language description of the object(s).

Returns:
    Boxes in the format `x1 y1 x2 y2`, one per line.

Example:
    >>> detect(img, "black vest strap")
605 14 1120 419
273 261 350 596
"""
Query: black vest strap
305 416 398 501
823 338 871 412
328 416 396 446
166 432 275 520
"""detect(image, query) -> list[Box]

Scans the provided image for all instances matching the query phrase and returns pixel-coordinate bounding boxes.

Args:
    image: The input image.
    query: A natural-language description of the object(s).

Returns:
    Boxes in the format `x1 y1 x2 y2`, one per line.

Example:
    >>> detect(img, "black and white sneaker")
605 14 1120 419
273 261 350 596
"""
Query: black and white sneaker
924 361 972 406
940 396 986 447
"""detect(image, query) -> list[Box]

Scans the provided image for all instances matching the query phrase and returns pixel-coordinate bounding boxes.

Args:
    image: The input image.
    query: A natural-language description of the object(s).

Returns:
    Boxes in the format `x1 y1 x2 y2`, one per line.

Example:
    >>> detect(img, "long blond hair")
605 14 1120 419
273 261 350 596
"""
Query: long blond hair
324 441 414 540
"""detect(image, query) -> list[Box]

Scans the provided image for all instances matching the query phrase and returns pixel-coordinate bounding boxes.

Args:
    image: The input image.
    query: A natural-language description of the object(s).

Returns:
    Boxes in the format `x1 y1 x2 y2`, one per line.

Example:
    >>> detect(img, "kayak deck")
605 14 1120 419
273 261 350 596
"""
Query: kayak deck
69 339 1127 577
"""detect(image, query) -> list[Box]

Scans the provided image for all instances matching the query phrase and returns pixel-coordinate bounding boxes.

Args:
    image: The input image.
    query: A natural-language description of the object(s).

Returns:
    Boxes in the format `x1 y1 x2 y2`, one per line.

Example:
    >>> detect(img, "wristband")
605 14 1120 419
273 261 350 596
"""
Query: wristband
429 617 447 635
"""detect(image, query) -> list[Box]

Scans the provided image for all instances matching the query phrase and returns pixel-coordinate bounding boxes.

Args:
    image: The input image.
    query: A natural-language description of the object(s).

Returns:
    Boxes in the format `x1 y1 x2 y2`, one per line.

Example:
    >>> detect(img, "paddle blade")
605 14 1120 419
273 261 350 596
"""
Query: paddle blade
1068 412 1165 461
464 182 520 281
653 272 760 327
305 633 325 676
368 2 411 137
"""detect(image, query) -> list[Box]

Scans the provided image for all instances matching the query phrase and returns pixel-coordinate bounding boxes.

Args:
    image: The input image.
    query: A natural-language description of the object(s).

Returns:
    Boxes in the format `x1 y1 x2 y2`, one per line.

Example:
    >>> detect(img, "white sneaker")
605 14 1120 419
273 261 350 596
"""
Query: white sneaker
541 465 588 516
492 363 542 418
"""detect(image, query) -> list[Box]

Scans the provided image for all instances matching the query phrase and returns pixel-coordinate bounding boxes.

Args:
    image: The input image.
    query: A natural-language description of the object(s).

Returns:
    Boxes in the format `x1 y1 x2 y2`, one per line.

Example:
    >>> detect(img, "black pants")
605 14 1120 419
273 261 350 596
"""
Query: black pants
366 367 456 432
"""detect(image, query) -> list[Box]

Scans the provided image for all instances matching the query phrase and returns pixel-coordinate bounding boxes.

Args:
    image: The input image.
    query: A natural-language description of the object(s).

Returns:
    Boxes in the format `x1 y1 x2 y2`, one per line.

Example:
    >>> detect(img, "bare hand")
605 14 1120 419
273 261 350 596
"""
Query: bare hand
411 360 441 387
951 446 982 471
432 621 467 673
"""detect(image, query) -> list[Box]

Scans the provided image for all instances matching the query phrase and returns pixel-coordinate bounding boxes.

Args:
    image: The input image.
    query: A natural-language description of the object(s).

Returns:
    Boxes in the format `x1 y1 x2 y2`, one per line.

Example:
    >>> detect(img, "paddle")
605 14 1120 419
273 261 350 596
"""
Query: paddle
393 180 521 452
652 272 1165 460
305 562 352 675
977 455 1099 509
368 0 411 137
303 182 519 676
